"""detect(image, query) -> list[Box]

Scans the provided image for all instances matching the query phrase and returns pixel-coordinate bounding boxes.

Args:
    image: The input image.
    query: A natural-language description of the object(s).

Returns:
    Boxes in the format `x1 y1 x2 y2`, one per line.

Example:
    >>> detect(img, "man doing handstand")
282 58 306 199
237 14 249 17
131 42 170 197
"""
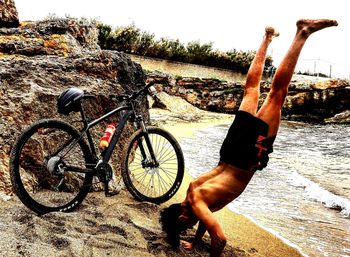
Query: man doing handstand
160 19 338 257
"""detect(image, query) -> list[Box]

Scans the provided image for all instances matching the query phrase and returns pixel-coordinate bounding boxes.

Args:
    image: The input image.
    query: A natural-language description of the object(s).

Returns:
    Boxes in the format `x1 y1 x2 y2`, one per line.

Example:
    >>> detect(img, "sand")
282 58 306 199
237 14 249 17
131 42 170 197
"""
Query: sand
0 92 304 257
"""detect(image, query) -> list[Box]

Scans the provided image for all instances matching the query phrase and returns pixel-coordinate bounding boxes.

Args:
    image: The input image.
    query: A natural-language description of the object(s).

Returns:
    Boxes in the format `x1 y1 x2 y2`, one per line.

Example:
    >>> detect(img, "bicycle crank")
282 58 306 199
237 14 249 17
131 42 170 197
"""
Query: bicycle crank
95 162 113 183
95 162 119 196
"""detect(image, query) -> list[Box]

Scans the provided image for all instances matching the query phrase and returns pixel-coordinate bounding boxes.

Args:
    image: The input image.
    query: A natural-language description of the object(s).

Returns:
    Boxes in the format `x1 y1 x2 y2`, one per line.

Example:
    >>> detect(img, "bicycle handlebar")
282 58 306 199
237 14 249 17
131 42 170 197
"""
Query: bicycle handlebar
114 80 156 102
132 80 156 99
84 80 156 103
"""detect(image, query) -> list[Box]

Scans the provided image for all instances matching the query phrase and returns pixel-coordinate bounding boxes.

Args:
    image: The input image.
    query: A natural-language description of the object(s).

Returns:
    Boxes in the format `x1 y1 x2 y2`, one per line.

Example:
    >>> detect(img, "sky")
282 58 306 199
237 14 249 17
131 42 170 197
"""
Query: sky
14 0 350 79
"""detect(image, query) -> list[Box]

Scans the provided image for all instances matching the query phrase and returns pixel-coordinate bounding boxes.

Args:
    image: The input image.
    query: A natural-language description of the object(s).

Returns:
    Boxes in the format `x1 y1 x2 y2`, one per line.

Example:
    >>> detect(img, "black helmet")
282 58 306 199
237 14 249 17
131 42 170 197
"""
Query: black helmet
57 87 84 115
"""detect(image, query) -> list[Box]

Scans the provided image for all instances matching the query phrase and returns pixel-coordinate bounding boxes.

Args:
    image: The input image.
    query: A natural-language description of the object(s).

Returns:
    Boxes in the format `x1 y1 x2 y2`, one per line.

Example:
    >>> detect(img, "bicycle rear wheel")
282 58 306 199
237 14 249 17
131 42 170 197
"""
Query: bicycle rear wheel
10 119 93 214
121 127 184 204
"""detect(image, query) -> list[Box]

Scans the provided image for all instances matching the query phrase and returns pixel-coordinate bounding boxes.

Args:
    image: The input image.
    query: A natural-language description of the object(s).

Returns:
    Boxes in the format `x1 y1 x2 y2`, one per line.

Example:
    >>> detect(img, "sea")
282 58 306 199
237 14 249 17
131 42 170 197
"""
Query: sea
180 120 350 257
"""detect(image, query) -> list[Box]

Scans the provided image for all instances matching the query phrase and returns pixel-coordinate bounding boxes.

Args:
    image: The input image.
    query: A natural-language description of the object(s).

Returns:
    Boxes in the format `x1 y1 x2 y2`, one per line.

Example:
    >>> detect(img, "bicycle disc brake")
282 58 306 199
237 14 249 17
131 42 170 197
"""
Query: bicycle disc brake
46 156 65 175
46 156 65 191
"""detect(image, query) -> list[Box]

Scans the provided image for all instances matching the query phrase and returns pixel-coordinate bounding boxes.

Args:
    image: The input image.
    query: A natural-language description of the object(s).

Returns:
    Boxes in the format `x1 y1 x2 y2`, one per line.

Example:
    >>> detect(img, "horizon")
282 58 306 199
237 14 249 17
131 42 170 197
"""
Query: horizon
14 0 350 79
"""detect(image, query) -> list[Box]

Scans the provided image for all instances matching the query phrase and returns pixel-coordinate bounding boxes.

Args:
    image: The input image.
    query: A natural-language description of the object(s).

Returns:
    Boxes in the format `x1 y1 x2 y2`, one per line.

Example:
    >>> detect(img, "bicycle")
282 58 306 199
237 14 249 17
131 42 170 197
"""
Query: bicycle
10 81 185 215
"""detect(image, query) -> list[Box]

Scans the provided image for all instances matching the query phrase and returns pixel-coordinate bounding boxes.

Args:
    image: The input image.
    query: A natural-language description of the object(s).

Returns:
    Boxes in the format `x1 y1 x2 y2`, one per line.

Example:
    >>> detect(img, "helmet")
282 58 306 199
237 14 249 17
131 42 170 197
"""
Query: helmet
57 88 84 115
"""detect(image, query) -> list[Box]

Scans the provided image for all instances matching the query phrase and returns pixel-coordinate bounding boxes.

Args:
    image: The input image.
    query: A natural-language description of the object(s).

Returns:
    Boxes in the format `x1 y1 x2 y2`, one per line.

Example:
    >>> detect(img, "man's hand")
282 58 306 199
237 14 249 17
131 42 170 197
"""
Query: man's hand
180 240 194 250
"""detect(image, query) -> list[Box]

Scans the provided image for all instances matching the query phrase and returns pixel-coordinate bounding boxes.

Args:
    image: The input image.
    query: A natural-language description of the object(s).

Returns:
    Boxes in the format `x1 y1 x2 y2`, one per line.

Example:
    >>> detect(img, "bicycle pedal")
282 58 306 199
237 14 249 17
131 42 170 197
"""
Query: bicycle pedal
105 187 121 197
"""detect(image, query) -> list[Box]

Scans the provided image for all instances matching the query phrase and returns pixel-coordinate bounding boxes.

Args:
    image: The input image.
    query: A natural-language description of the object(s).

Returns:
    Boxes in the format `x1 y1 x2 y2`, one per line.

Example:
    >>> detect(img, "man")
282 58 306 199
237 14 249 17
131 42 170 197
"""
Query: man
160 19 338 257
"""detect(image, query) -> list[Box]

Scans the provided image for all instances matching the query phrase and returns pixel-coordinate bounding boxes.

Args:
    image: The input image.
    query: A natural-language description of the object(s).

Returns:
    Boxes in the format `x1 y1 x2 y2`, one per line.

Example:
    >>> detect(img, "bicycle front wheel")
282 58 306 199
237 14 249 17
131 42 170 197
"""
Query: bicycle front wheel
121 127 184 204
10 119 94 214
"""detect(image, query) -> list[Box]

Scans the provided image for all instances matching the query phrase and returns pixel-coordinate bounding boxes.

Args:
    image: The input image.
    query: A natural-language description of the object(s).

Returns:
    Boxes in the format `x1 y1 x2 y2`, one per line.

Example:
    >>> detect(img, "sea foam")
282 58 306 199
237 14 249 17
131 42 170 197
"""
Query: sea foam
289 170 350 218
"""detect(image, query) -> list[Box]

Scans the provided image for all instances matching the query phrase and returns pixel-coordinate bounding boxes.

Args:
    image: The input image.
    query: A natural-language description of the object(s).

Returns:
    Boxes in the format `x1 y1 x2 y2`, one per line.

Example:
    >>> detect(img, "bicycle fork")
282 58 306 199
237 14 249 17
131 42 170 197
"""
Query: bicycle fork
136 119 159 169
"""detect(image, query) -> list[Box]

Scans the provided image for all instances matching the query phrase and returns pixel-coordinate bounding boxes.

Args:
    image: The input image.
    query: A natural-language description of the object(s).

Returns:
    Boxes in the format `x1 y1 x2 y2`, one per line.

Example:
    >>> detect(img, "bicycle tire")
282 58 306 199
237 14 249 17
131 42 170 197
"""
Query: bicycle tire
10 119 94 214
121 126 184 204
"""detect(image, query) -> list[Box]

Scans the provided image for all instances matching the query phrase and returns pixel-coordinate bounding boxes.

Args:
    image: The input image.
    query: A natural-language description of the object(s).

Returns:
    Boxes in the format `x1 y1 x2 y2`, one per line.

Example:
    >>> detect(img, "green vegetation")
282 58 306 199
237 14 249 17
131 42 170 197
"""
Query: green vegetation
95 23 274 74
297 70 329 78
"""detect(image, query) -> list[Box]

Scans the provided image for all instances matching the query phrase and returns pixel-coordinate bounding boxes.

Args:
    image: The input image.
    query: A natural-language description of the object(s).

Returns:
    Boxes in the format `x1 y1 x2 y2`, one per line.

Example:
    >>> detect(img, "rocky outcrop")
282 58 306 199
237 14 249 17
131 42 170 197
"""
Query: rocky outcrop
147 72 244 113
0 0 19 28
147 72 350 123
0 17 148 194
324 110 350 124
0 18 100 56
283 80 350 122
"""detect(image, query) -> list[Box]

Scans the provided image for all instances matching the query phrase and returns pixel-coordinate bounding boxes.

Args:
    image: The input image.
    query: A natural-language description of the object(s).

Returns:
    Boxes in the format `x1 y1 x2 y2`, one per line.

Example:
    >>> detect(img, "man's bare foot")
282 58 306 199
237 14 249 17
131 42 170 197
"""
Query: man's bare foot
296 19 338 37
265 26 280 42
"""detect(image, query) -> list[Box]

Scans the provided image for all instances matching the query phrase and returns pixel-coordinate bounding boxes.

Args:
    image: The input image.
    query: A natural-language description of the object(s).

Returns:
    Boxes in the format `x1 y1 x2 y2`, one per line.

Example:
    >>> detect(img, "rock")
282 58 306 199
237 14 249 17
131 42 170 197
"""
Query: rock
146 71 243 113
311 79 349 90
0 0 19 28
224 94 236 112
0 18 99 56
146 71 350 122
325 110 350 124
0 18 148 194
283 82 350 122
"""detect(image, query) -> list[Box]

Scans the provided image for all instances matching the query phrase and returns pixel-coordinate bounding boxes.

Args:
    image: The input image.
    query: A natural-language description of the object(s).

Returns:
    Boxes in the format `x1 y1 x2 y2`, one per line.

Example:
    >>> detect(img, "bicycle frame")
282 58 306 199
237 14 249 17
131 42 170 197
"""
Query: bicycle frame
49 81 163 196
80 104 134 163
60 95 158 178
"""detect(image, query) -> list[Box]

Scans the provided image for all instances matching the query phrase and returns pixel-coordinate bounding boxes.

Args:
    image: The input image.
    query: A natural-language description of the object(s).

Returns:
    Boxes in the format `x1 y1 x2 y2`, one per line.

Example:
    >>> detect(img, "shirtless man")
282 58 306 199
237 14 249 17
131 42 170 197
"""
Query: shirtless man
160 19 338 257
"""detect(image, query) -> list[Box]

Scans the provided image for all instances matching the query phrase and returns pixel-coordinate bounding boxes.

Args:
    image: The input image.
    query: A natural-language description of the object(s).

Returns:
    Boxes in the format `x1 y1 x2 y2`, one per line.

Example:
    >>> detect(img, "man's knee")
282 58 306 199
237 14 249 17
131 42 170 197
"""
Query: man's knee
266 89 287 108
268 86 288 102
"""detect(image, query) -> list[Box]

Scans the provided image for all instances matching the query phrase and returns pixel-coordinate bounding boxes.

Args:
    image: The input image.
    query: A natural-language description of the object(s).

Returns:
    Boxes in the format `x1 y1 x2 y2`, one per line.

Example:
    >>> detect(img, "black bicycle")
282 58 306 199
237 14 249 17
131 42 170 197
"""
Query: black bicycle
10 81 184 215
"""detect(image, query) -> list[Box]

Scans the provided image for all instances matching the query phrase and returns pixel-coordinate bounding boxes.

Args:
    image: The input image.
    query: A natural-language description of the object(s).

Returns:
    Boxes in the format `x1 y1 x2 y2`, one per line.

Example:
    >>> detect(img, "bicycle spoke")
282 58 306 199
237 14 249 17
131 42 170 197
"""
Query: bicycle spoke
123 127 184 203
12 120 92 213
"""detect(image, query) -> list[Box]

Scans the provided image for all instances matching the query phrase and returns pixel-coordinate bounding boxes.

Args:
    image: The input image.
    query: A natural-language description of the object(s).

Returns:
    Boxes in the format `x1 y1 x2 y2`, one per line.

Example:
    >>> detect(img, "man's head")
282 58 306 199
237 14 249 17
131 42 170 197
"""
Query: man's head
160 203 187 249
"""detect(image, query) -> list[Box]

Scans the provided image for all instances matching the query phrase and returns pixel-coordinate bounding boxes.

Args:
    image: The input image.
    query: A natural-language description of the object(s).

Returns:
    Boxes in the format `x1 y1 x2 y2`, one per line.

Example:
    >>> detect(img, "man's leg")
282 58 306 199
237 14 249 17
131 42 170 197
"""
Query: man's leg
257 19 338 136
239 27 279 114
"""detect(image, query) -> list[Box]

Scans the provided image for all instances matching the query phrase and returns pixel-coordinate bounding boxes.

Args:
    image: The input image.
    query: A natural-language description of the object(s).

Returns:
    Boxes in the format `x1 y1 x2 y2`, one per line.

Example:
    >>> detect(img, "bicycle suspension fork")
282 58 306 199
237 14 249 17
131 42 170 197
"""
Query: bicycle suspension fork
134 115 159 168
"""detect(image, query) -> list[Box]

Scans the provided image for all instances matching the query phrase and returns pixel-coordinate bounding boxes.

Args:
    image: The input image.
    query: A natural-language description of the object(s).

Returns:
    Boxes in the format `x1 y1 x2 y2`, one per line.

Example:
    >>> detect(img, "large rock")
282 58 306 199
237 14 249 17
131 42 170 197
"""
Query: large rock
0 0 19 28
0 18 100 56
146 72 350 123
0 18 148 194
283 80 350 122
325 110 350 124
147 72 244 113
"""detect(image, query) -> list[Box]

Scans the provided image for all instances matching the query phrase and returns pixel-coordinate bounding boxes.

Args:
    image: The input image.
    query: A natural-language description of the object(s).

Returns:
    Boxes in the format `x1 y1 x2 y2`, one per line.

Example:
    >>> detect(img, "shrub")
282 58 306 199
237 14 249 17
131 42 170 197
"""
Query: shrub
96 22 275 74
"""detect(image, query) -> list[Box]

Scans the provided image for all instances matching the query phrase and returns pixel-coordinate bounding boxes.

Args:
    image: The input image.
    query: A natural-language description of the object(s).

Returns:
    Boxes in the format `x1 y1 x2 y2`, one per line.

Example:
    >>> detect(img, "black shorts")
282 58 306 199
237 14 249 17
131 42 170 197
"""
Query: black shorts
219 111 275 171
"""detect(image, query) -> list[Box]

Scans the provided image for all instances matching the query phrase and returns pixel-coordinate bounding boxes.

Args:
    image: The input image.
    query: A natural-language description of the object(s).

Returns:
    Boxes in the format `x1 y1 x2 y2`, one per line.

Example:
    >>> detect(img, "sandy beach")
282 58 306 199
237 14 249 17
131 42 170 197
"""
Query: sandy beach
0 92 304 257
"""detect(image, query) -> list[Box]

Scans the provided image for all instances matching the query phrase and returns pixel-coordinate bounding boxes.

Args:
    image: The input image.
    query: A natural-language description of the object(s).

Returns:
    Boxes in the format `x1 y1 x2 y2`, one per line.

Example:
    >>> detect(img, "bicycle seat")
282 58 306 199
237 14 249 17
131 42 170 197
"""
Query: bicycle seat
57 87 84 115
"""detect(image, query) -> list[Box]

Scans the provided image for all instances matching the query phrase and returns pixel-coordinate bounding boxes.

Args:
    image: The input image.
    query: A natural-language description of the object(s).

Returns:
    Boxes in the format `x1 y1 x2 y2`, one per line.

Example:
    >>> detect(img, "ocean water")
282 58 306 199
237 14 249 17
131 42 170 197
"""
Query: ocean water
180 120 350 257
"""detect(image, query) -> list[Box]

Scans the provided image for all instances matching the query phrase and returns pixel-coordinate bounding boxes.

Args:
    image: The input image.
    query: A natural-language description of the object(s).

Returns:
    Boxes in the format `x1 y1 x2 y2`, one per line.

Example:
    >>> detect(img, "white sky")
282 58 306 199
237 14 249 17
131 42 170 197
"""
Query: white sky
14 0 350 78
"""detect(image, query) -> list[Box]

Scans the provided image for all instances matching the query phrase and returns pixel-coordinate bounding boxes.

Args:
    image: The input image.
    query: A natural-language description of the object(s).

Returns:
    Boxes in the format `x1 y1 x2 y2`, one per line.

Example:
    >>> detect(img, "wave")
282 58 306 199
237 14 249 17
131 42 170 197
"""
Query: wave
288 170 350 218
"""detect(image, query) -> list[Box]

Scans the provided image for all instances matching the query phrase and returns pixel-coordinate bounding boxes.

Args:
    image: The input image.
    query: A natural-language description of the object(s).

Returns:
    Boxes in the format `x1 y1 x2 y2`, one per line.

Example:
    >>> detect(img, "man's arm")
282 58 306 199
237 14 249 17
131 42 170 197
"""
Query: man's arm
191 201 227 257
181 221 207 250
